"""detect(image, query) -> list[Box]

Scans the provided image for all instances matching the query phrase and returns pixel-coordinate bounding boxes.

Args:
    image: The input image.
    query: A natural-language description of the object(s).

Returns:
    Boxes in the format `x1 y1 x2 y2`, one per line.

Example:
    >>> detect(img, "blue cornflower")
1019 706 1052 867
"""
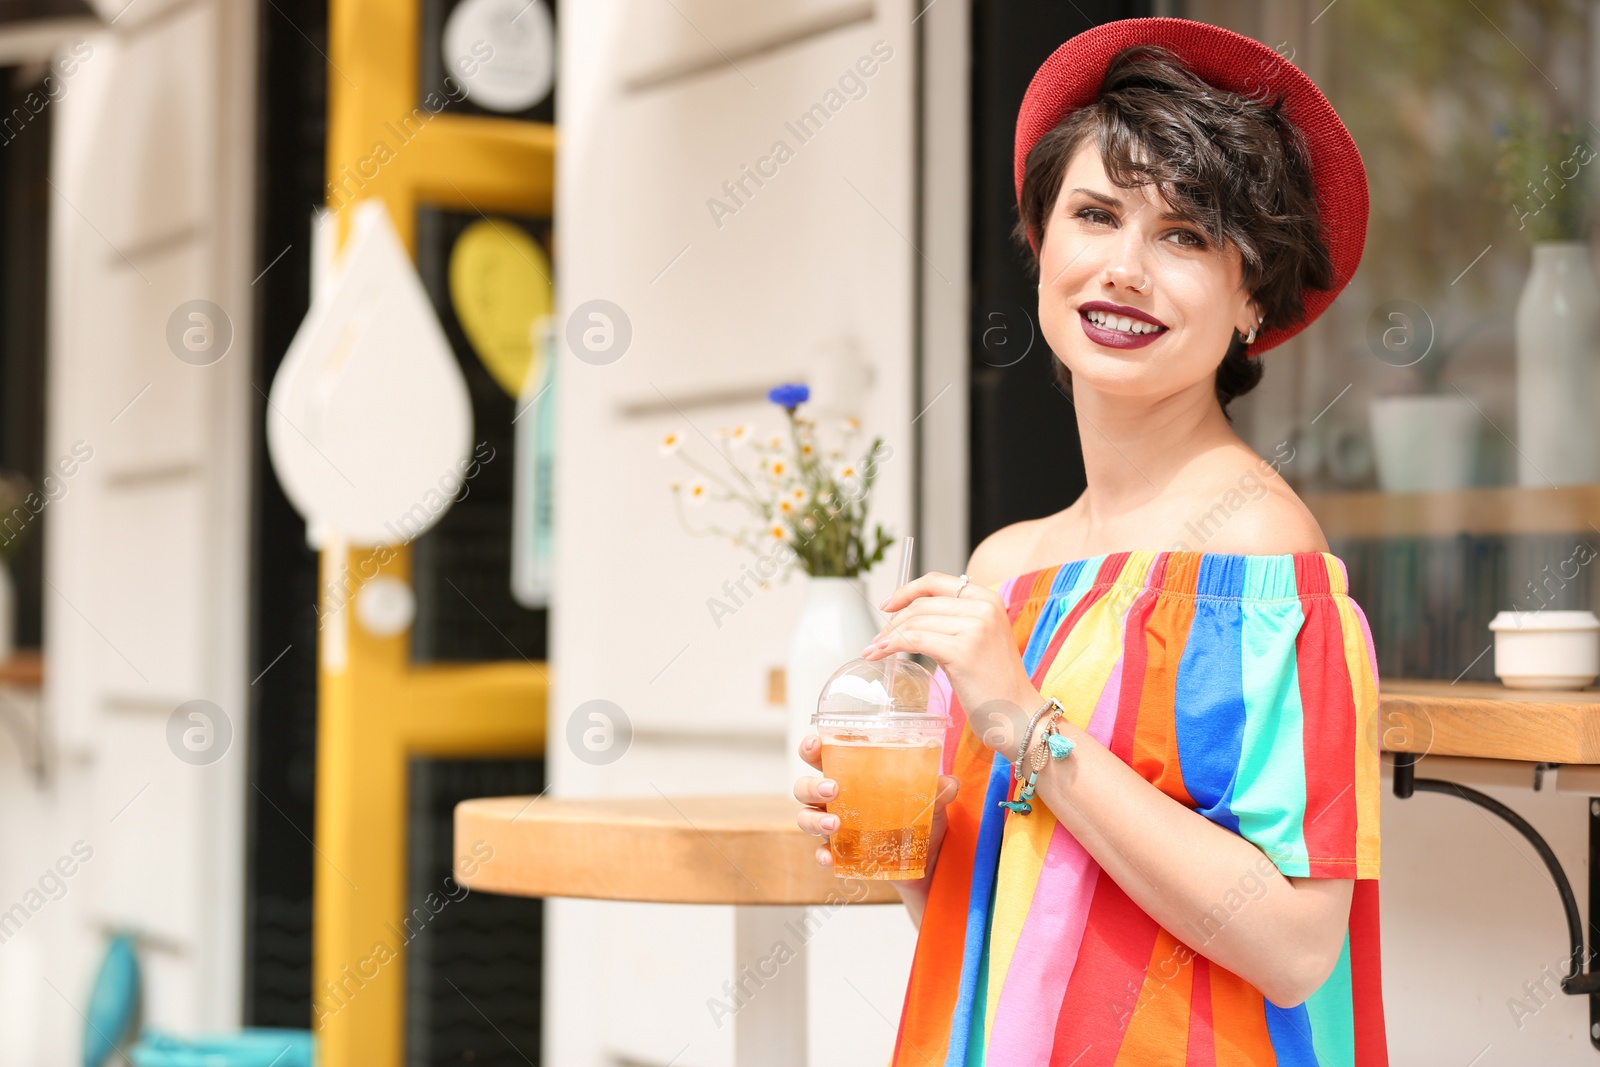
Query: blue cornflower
768 382 810 410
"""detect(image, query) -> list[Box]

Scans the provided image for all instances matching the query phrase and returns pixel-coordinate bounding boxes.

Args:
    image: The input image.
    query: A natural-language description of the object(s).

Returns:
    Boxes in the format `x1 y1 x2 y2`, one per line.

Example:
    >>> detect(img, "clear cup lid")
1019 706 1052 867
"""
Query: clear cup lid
810 655 950 725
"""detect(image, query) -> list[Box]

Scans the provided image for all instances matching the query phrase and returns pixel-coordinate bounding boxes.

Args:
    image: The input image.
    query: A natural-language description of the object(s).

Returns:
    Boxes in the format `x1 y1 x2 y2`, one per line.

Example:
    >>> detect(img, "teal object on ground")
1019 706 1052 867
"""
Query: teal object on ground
83 934 140 1067
130 1028 315 1067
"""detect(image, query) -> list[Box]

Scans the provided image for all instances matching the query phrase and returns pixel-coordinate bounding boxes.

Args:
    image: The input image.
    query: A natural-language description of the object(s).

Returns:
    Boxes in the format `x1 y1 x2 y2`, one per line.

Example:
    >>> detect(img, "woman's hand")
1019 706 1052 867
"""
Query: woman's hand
793 733 960 891
863 571 1039 761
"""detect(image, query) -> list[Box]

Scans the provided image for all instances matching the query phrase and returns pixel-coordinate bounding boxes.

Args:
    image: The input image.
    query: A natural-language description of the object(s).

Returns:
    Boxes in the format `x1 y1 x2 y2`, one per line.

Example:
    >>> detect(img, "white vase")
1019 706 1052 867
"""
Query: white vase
1515 240 1600 486
784 575 880 787
1369 394 1480 492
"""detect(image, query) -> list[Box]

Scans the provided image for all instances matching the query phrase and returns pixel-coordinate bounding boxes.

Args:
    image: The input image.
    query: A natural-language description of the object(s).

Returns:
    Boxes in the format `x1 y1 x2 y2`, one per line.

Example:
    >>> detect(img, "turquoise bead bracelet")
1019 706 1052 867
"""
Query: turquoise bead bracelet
999 698 1076 815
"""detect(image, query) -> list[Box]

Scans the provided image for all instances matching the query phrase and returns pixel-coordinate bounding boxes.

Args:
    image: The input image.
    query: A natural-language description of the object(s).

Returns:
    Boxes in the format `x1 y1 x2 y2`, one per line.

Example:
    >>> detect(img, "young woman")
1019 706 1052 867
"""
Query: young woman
795 18 1386 1065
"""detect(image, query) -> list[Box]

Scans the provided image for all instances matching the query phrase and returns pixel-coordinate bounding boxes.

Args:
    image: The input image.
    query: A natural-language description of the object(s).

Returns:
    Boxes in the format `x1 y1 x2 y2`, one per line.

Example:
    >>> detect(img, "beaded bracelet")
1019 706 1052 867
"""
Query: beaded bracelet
999 701 1076 815
1012 696 1062 784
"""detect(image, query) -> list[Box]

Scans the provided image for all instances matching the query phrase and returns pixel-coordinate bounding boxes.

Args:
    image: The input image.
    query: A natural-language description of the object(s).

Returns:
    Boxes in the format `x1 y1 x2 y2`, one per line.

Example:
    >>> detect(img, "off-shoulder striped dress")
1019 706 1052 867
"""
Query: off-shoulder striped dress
892 550 1386 1066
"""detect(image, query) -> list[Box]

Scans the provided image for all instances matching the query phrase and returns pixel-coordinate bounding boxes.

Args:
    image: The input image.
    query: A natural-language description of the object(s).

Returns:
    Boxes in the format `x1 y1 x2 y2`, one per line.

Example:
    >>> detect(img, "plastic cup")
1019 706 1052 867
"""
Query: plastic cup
812 709 949 879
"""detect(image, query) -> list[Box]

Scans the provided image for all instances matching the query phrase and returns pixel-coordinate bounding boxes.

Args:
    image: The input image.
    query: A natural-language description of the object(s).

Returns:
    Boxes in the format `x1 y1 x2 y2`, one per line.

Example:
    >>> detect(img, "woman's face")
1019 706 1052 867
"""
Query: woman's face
1037 141 1262 401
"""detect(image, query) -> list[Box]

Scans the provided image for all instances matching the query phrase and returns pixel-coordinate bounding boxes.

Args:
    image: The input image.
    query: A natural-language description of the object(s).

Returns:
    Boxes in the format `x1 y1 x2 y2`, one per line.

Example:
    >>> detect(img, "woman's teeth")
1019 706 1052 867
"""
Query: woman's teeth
1085 310 1164 335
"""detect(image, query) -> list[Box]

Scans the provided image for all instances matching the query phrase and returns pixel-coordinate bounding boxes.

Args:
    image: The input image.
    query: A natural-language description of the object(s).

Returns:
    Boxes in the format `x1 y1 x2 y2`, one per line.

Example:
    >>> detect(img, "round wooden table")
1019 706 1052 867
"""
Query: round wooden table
454 793 903 904
454 793 903 1067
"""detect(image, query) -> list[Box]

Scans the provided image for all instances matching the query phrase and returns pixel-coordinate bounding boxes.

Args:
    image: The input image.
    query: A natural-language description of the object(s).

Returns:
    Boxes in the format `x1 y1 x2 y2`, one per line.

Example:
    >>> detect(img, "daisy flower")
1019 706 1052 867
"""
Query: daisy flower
767 522 793 542
833 461 860 481
728 424 753 447
685 479 709 505
659 431 683 456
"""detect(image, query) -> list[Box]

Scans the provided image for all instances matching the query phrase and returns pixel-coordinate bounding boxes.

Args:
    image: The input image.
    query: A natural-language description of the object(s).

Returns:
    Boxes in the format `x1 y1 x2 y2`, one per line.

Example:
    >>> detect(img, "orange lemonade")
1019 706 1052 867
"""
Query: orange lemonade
820 735 942 879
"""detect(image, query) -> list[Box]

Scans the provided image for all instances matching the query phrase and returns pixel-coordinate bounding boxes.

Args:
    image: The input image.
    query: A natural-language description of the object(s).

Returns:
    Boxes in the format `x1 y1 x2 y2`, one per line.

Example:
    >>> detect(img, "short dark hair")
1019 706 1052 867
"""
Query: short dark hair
1016 43 1335 417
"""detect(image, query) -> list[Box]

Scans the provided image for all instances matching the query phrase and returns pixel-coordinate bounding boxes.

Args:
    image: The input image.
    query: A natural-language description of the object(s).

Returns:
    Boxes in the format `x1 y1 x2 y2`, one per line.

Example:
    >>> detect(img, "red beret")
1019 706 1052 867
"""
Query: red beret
1014 17 1369 355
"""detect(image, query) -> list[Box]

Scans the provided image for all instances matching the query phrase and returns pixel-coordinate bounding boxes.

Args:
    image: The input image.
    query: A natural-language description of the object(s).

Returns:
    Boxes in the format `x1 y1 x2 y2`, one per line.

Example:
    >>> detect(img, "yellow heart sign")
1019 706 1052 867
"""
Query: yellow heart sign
448 219 554 397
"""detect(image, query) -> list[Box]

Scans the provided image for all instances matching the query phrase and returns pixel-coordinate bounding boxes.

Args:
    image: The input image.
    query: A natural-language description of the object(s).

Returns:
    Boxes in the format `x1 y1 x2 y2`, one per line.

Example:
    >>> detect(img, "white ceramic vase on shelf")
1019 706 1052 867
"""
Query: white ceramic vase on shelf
1515 240 1600 486
784 575 880 787
1368 394 1480 492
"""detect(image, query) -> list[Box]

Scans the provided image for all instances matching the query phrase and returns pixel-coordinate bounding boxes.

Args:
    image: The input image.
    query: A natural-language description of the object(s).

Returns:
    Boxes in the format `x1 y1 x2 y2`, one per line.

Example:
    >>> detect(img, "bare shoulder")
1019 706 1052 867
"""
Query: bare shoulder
964 516 1050 587
1217 494 1329 554
1184 455 1329 554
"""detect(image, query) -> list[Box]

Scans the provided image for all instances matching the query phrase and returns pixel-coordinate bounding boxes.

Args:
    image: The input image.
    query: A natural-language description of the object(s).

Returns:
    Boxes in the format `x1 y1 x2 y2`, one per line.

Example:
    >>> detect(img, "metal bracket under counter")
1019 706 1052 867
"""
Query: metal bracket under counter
1379 676 1600 1049
1391 755 1600 1051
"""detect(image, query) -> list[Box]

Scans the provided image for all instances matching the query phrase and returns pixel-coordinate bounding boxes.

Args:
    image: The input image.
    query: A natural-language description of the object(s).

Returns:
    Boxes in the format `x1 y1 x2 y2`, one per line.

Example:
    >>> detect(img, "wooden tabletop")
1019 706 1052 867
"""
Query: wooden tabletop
1381 678 1600 763
454 794 903 905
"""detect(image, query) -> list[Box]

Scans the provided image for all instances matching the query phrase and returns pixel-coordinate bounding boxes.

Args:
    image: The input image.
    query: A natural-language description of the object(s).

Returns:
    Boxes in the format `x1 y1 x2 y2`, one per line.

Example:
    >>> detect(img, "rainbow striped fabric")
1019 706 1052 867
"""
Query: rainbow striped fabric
892 550 1386 1066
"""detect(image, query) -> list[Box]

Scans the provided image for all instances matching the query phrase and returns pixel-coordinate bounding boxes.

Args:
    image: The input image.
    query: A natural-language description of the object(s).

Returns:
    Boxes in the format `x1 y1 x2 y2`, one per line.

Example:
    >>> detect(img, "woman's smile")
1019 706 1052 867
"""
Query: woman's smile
1078 300 1170 349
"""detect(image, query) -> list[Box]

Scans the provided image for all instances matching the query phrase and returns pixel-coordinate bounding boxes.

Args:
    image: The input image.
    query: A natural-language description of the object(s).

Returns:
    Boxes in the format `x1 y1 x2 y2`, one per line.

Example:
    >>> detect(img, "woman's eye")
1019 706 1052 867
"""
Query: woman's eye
1075 207 1205 249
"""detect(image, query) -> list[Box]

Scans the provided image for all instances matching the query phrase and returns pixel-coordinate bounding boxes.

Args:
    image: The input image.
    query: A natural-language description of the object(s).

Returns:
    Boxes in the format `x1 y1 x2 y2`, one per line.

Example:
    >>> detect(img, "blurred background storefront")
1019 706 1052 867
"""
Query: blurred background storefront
0 0 1596 1063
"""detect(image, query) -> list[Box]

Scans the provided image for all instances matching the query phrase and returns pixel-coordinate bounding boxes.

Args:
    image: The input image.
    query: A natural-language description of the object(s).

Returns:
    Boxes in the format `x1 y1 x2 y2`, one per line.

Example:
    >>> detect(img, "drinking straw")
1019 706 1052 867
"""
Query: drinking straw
883 535 914 711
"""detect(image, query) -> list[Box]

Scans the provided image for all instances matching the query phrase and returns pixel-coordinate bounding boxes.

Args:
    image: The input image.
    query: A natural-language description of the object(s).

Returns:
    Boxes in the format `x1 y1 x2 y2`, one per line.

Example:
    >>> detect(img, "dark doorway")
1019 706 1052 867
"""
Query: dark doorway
966 0 1155 547
0 63 55 653
245 0 327 1029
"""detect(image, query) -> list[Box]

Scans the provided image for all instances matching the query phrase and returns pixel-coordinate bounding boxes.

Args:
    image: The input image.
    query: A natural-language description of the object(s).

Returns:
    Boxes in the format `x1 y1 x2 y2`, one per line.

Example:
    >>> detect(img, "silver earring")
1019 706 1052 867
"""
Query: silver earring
1245 326 1258 344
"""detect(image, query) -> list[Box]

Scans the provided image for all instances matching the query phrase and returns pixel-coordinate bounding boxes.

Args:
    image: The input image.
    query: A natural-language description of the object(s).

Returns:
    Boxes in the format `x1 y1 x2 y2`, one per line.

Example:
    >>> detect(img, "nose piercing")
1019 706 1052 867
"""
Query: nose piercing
1130 275 1149 293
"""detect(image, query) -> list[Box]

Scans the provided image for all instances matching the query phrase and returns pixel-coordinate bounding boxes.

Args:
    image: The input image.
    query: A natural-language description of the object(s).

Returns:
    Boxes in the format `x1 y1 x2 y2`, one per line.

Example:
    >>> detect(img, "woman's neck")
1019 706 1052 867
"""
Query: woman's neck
1069 375 1242 522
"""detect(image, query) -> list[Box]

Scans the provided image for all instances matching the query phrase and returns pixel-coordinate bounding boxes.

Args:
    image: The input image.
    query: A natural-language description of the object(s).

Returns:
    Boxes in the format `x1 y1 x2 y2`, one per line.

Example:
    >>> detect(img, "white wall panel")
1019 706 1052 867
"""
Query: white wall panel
86 709 204 956
617 0 875 91
554 1 922 1064
558 23 916 744
99 242 212 477
98 2 215 250
27 0 258 1056
95 479 207 703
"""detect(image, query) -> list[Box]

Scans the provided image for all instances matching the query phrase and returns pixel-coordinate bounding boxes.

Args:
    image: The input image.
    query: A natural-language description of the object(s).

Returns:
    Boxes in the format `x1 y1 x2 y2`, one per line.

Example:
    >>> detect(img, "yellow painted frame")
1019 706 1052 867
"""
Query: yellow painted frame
314 3 554 1064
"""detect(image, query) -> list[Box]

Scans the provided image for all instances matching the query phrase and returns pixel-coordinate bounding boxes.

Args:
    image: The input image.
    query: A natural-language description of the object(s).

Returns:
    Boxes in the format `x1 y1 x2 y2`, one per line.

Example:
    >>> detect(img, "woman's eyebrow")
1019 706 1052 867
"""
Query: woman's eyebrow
1068 187 1193 223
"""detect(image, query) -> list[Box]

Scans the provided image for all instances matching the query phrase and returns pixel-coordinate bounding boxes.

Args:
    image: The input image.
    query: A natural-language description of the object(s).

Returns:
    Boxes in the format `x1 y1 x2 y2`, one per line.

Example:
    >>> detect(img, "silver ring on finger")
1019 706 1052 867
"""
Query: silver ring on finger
955 573 971 598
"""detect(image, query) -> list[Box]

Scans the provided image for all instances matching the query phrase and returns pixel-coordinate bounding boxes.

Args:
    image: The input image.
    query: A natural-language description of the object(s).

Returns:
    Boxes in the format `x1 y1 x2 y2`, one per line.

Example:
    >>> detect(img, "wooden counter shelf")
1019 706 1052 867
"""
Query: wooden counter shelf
1381 677 1600 765
1304 482 1600 540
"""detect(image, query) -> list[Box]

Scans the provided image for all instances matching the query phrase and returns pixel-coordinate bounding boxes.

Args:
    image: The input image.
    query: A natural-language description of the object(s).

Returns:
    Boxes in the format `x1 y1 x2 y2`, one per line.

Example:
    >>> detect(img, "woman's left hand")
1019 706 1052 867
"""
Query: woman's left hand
863 571 1039 758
